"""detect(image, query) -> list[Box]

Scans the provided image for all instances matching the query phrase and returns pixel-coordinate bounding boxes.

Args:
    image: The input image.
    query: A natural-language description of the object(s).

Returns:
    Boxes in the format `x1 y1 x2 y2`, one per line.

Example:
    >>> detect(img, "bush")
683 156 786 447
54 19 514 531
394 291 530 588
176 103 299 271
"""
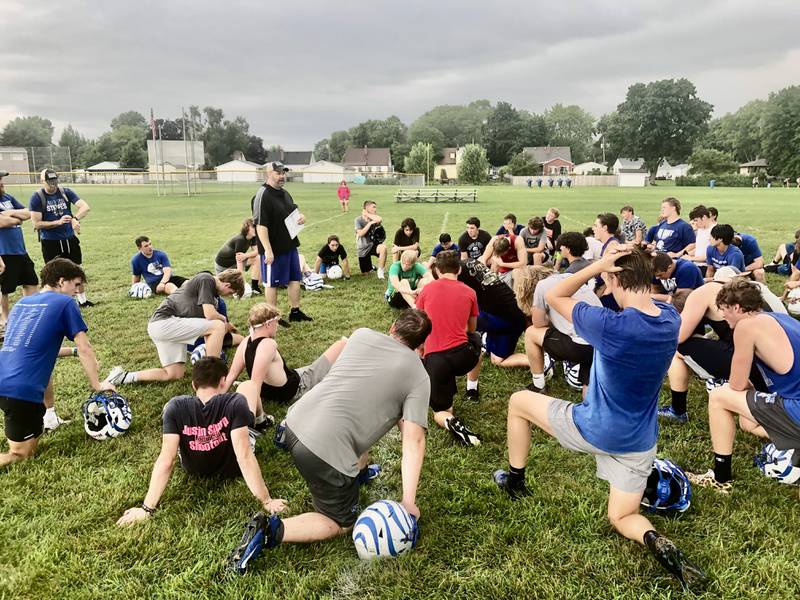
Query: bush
675 173 754 187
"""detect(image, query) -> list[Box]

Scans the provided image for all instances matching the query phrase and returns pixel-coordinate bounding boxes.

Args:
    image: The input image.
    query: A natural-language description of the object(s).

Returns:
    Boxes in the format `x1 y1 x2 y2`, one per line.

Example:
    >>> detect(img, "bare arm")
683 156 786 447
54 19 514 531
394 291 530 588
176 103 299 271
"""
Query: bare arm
30 210 71 230
256 224 272 261
466 315 477 333
160 266 173 285
745 257 764 273
0 207 29 221
232 427 287 513
355 215 379 237
74 331 114 392
0 214 21 227
72 198 90 220
729 320 758 391
677 287 710 343
223 341 249 391
202 303 226 322
399 420 426 518
116 434 179 525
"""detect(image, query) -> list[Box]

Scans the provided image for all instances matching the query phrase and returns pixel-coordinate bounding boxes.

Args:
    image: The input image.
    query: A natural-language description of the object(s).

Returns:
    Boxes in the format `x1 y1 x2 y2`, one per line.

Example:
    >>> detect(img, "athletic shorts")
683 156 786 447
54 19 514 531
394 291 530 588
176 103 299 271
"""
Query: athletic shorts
477 311 524 359
746 390 800 450
548 398 655 493
261 248 302 288
678 336 768 390
147 275 188 294
41 236 81 264
424 333 482 412
147 317 213 366
285 426 361 527
386 290 411 309
541 327 593 386
292 355 332 402
0 396 45 443
0 254 38 294
358 245 380 273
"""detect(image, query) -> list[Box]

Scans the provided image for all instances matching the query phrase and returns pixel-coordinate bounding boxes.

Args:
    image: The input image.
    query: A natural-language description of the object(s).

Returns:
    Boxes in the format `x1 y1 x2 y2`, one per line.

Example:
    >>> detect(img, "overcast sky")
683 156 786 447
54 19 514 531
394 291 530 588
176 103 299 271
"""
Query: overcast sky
2 0 798 150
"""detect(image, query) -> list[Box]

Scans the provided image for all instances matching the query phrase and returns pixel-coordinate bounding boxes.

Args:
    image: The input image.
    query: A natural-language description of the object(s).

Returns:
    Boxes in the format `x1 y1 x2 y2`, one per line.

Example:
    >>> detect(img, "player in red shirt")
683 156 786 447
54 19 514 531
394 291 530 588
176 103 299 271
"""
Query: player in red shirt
416 251 482 446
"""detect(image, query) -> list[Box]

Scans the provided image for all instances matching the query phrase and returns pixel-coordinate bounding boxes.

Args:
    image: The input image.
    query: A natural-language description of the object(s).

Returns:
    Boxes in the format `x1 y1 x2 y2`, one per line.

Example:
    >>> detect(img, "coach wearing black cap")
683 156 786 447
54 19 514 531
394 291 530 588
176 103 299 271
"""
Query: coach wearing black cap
251 162 311 323
28 168 94 306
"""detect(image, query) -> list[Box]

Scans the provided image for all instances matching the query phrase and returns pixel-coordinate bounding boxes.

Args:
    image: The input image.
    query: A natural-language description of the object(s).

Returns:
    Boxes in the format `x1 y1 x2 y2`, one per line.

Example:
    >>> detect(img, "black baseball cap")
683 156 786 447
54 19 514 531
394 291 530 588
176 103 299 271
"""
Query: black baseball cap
41 168 59 182
266 161 290 173
0 170 8 178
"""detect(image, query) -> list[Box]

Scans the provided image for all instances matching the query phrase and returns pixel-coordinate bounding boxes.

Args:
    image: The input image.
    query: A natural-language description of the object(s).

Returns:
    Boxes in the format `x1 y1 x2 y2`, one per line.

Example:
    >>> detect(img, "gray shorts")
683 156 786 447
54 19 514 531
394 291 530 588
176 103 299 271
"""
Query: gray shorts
747 390 800 450
548 398 655 494
214 262 228 274
147 317 213 366
292 354 332 402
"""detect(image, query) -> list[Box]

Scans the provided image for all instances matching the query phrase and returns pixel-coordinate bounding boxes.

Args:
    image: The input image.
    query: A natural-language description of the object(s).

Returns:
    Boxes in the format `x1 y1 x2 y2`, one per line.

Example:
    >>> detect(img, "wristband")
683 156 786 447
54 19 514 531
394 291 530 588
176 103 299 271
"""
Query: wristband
141 503 156 514
72 347 78 357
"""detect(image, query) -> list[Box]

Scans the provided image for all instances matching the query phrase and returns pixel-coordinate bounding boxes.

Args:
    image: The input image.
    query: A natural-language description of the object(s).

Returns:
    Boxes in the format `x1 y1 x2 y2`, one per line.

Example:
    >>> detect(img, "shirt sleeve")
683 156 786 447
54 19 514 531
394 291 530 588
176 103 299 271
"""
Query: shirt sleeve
393 229 404 246
572 302 609 351
732 251 746 270
412 228 420 244
388 262 401 278
402 374 431 429
158 250 171 268
60 300 89 340
131 255 141 276
457 233 470 249
28 192 42 212
9 197 23 210
414 263 427 276
195 275 217 307
64 188 80 204
469 288 479 318
415 286 428 311
339 246 347 259
162 399 180 434
682 223 696 246
228 393 254 430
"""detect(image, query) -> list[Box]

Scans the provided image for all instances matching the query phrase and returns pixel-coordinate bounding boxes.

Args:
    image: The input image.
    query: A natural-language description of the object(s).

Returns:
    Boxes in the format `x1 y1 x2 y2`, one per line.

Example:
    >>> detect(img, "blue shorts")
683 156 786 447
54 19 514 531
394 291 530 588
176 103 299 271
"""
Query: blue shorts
261 248 302 288
477 311 524 359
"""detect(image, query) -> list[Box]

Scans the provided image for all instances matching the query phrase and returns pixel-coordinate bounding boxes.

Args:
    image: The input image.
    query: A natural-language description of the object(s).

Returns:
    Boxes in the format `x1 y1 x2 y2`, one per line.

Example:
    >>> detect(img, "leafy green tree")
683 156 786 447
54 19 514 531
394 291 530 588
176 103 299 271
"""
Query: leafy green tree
543 104 595 164
408 122 445 158
348 116 408 168
410 100 492 146
688 148 737 175
58 125 89 168
403 142 434 180
110 111 147 131
762 86 800 176
0 116 54 147
246 135 267 164
506 151 538 176
702 99 766 163
607 78 712 179
313 138 331 162
484 101 522 166
459 144 489 184
329 130 352 162
119 140 147 168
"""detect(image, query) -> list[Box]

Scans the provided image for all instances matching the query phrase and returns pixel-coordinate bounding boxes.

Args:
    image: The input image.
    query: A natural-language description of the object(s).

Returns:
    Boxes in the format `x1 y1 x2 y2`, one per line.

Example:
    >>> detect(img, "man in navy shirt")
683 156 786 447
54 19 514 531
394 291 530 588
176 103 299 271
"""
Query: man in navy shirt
732 232 765 283
706 224 745 279
494 213 524 237
0 171 38 333
651 198 695 257
0 258 114 466
651 253 704 310
131 236 188 295
494 245 705 591
28 169 94 306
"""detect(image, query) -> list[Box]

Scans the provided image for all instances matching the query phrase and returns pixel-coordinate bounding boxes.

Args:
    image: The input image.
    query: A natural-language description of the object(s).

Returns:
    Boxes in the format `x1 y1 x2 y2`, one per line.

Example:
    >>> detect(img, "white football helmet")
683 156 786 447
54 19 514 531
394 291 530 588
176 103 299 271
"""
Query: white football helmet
755 443 800 484
326 265 344 280
352 500 418 560
128 282 152 299
239 283 253 299
786 288 800 316
82 391 132 440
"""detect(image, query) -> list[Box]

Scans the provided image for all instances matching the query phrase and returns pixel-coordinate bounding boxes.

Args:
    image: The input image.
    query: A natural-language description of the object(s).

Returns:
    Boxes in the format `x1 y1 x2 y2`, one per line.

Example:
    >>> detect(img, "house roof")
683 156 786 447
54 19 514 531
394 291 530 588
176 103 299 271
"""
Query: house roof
264 150 313 165
342 147 392 167
740 158 768 167
437 148 460 166
615 158 645 169
541 157 574 166
87 161 121 171
216 159 262 169
523 146 572 164
0 146 27 152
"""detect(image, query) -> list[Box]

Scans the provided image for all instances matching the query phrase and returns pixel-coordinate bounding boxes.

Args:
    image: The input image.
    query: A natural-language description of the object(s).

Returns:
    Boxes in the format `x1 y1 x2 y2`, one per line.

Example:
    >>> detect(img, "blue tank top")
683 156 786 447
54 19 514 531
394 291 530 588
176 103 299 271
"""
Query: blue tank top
756 313 800 424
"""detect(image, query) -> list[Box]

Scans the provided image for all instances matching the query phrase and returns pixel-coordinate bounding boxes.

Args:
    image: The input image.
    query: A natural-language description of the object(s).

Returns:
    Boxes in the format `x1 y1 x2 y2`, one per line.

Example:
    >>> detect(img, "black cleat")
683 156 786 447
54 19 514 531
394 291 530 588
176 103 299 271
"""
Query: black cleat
289 309 313 322
493 469 531 500
446 417 481 446
645 531 708 592
278 318 290 328
465 385 480 401
79 300 96 308
226 512 283 575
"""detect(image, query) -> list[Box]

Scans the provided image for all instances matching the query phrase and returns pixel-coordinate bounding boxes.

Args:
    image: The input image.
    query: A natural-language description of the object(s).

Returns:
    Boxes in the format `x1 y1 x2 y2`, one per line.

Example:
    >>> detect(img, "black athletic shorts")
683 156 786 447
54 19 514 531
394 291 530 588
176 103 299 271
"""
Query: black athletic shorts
424 333 482 412
0 254 38 294
541 327 593 386
747 390 800 450
0 396 45 442
41 236 82 264
678 336 768 390
358 245 380 273
147 275 189 294
285 426 361 527
386 291 410 309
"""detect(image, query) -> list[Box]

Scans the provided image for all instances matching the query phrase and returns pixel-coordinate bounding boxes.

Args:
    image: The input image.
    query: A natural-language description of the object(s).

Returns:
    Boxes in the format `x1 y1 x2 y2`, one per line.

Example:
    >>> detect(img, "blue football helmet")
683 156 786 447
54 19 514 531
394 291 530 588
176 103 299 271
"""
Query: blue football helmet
641 458 691 513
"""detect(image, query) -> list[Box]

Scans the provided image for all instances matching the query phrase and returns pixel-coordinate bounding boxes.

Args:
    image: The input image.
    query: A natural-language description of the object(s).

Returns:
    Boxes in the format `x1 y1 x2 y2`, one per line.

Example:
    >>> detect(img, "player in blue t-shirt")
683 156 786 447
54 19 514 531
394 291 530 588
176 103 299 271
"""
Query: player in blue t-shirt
651 253 703 309
494 245 705 591
28 169 94 306
732 232 765 283
705 224 746 278
690 279 800 492
424 233 460 267
0 172 39 330
651 198 695 257
0 258 114 466
494 213 525 237
131 236 188 295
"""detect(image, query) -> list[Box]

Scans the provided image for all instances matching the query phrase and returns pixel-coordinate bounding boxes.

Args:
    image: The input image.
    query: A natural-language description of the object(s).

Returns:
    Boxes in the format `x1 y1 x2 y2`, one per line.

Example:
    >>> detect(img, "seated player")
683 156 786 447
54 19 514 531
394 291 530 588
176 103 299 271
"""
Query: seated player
557 232 591 274
689 279 800 493
314 235 351 279
131 236 188 296
514 266 600 396
519 217 548 266
385 250 430 309
214 218 262 294
105 270 245 385
650 197 695 258
494 246 706 591
391 217 421 262
354 201 387 279
659 268 786 423
0 259 114 466
732 231 765 283
651 253 704 311
541 208 562 253
688 205 713 269
766 230 799 275
583 227 604 260
417 251 482 445
223 302 345 409
458 217 492 261
226 310 431 574
619 205 646 243
706 224 745 280
424 232 459 267
495 213 524 236
116 357 286 526
481 234 526 287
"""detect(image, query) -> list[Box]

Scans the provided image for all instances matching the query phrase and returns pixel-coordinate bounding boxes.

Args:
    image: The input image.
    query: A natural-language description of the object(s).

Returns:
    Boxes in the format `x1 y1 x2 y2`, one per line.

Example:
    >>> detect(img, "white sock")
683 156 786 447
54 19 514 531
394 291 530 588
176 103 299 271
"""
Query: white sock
531 373 546 388
122 371 138 384
76 292 87 303
466 379 479 391
45 407 56 417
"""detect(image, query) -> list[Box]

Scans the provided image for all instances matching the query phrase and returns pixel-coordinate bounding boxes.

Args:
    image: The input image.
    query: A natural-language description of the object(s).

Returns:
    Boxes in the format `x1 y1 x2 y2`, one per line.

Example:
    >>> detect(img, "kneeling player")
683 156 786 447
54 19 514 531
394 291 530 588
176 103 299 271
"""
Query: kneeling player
493 246 705 591
116 357 286 526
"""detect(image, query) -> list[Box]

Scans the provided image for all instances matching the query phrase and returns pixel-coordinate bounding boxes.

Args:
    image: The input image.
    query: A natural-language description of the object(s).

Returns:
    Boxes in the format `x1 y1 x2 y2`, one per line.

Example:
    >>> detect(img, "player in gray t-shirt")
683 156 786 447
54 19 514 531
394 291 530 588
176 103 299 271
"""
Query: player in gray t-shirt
227 310 432 575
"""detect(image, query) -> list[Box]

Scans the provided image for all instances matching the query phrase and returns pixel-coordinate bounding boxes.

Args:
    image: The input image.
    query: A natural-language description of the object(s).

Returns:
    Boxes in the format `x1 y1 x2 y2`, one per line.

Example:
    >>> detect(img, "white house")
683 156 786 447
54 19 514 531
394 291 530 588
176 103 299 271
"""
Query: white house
573 161 606 175
612 158 646 174
300 160 358 184
215 159 263 183
264 150 314 171
662 163 690 178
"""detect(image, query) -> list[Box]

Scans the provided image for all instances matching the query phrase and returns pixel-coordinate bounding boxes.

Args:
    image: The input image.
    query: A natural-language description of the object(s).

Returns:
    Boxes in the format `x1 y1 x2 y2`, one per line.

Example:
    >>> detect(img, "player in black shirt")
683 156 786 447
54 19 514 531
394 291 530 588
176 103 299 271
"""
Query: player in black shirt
313 235 351 279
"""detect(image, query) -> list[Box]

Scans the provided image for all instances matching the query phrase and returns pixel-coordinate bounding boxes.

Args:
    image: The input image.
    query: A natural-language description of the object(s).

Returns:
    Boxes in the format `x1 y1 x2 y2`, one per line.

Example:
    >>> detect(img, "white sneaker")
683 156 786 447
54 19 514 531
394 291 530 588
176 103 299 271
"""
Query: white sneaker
377 268 385 280
43 412 71 432
104 366 128 385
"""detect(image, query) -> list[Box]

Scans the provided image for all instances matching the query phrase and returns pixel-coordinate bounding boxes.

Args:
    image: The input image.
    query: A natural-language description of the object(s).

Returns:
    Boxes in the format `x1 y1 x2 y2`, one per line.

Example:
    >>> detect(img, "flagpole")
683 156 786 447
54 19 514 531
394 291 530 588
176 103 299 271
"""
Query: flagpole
150 108 161 197
159 124 167 195
182 106 191 197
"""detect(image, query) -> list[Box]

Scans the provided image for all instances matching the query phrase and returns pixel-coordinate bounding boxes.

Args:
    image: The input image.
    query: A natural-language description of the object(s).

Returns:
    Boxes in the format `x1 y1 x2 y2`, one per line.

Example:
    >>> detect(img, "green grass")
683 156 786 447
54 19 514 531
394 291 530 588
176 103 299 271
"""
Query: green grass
2 182 800 599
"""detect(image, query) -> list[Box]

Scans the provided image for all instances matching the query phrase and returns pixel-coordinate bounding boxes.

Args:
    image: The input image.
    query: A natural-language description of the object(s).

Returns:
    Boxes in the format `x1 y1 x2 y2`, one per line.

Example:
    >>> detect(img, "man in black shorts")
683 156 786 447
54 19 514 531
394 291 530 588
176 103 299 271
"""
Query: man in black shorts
354 201 387 278
28 169 94 306
227 310 431 574
0 171 38 335
251 162 311 323
116 357 287 526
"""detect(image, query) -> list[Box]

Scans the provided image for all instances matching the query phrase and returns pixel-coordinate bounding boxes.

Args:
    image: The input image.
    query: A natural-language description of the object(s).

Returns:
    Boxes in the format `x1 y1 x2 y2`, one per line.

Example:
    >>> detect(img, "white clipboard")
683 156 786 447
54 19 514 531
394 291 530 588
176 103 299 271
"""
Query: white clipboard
284 209 305 239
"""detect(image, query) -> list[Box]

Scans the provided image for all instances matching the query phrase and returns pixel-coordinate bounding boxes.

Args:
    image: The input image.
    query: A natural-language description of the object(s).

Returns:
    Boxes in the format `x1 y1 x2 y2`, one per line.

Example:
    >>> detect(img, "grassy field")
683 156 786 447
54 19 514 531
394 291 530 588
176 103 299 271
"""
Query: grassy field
1 181 799 599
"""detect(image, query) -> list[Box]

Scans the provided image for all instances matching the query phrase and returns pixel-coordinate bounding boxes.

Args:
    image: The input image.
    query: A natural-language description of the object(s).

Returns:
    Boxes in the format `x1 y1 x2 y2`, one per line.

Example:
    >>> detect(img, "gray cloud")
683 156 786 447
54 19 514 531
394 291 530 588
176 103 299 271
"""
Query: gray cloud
1 0 798 149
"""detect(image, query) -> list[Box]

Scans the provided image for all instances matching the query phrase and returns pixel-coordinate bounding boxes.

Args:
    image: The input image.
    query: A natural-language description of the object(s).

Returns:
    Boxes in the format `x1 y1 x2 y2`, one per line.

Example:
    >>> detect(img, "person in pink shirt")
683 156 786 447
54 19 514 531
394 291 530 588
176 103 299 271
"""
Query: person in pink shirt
337 180 351 213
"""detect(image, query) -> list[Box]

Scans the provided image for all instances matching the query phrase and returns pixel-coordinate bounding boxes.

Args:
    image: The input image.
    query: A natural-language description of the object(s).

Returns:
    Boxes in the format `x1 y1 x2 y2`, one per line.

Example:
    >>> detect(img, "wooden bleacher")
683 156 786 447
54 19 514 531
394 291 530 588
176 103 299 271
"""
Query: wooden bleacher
395 188 478 203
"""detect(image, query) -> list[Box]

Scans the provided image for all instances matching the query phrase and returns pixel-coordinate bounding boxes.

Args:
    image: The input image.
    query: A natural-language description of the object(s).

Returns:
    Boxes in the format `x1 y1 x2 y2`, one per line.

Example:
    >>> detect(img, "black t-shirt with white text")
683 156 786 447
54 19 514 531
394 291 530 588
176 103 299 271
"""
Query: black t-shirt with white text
458 229 492 259
251 184 300 255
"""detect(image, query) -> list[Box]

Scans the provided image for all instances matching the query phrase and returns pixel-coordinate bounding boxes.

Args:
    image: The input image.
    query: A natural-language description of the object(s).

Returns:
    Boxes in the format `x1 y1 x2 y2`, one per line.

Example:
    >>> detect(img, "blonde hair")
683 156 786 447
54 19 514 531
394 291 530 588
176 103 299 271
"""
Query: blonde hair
248 302 281 327
217 269 245 298
401 249 418 264
513 265 555 315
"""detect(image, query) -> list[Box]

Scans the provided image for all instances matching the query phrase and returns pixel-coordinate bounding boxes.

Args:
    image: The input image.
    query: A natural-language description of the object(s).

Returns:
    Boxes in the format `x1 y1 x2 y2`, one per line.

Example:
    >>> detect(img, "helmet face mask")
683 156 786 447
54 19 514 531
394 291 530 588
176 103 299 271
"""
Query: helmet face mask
754 443 800 484
82 391 132 440
641 458 692 513
128 282 152 299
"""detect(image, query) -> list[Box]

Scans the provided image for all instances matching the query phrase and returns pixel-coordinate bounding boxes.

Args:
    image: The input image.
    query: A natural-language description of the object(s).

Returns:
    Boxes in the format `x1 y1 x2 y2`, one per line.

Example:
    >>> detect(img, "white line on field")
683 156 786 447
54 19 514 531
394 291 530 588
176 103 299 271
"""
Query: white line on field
440 211 449 234
306 212 346 230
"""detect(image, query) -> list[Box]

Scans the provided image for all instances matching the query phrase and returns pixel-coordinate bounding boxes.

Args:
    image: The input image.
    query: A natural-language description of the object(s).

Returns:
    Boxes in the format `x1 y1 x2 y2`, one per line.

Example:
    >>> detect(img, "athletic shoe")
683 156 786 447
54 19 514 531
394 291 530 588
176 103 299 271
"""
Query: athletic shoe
278 318 290 328
465 384 480 401
43 412 71 432
645 532 707 592
78 300 96 308
524 382 545 393
289 309 313 322
343 276 351 281
104 366 128 385
705 378 728 393
254 413 275 434
493 469 531 500
446 417 481 446
226 512 283 575
657 406 688 423
377 268 385 280
686 469 733 494
357 463 382 486
273 421 288 450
